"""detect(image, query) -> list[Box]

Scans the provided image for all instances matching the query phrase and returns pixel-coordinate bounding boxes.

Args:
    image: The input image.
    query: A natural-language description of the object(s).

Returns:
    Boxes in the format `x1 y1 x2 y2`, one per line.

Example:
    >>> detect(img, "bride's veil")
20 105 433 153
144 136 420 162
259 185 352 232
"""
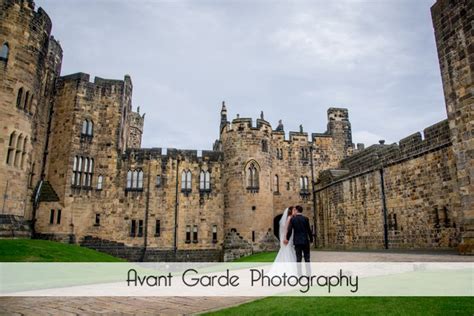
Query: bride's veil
279 208 289 243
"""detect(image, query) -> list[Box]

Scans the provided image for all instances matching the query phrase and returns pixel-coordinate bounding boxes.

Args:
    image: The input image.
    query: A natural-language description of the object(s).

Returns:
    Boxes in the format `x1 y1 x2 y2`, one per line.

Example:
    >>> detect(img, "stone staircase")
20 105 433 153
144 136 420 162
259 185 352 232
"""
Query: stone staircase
0 215 32 238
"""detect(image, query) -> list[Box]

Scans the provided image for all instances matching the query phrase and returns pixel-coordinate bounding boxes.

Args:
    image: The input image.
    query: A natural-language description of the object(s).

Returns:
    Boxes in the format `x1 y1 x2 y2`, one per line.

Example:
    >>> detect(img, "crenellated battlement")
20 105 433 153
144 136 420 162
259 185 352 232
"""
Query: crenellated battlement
57 73 132 100
123 148 223 163
331 119 451 176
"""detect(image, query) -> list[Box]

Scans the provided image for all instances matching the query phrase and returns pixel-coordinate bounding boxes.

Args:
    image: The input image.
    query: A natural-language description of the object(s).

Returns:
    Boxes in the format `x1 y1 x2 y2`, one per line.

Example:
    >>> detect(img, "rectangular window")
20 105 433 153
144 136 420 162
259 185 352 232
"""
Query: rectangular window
186 225 191 243
49 209 55 224
252 231 255 242
286 182 290 191
155 220 160 237
57 209 61 224
193 225 198 243
156 175 161 187
95 214 100 226
212 225 217 243
130 220 136 237
138 220 144 237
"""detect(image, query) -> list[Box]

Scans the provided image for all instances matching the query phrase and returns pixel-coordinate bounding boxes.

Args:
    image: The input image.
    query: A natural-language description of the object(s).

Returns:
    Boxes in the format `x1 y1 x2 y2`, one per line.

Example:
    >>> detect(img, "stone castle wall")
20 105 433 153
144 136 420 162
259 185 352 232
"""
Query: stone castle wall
1 0 471 259
0 0 60 220
431 0 473 254
316 120 461 249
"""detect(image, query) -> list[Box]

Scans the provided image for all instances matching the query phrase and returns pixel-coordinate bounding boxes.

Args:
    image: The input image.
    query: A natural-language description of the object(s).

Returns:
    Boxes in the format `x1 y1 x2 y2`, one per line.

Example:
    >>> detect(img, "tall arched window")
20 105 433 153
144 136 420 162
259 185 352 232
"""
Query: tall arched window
6 132 16 165
200 170 211 191
21 137 27 168
137 170 143 189
274 175 279 193
181 170 192 192
246 161 259 190
16 88 23 109
72 156 78 185
83 158 89 186
300 176 309 190
127 170 133 188
14 134 23 167
81 119 93 137
132 170 138 189
28 94 33 114
0 43 9 61
23 91 29 112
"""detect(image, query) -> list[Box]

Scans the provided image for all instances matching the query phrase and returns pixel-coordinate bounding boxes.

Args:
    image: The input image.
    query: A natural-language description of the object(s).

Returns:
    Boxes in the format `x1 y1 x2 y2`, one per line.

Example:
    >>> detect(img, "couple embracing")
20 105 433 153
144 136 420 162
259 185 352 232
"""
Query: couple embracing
271 205 313 276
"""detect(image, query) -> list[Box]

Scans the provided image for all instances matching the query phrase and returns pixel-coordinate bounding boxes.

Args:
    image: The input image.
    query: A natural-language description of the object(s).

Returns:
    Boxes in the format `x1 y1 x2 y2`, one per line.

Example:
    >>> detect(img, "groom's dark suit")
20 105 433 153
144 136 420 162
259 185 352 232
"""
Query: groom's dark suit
286 214 313 262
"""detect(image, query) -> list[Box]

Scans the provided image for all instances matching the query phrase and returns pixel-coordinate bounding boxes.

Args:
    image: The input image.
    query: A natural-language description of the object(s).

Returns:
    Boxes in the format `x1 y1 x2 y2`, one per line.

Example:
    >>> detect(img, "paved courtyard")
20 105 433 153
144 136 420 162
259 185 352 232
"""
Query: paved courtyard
0 250 472 315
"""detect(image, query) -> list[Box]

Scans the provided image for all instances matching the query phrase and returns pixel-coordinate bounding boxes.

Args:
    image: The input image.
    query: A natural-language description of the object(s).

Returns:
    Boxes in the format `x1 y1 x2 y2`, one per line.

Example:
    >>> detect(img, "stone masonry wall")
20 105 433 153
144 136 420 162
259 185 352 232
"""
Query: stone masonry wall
316 120 460 249
431 0 473 254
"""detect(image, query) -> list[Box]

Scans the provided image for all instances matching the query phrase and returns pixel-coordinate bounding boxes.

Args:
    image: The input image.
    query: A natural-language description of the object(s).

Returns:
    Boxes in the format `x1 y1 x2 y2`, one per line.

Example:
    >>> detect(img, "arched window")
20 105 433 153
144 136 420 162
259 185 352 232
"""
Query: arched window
88 158 94 187
132 170 138 188
23 91 29 112
0 43 9 61
28 94 33 114
137 170 143 189
274 175 279 193
200 170 211 191
300 176 309 190
82 120 88 134
246 162 259 190
127 170 133 188
6 132 16 165
87 120 93 136
21 137 27 168
83 158 89 186
72 156 78 185
16 88 23 109
14 134 23 167
97 175 103 190
182 170 192 192
81 119 93 137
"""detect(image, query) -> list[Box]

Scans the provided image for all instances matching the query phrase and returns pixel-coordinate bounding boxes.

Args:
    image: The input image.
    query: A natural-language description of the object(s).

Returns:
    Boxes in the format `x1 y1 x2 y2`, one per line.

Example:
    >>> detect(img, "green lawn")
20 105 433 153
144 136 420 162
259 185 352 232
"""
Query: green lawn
0 238 124 262
204 251 474 315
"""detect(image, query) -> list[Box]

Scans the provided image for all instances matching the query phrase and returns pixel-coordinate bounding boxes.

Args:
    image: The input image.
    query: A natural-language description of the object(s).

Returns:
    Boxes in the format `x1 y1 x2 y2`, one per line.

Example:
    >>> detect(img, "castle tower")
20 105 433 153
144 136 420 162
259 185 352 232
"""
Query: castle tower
327 107 353 160
127 106 144 149
431 0 473 254
219 104 276 252
0 0 59 218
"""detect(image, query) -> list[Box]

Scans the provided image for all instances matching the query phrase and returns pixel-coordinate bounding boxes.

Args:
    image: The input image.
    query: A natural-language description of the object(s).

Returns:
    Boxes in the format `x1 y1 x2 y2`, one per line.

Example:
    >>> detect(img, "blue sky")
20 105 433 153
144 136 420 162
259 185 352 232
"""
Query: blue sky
36 0 446 150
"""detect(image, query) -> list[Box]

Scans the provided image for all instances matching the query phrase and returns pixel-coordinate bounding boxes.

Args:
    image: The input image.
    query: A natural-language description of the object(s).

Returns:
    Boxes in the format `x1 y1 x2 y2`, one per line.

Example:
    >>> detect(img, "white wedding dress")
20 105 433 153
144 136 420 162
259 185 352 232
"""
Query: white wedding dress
268 208 297 276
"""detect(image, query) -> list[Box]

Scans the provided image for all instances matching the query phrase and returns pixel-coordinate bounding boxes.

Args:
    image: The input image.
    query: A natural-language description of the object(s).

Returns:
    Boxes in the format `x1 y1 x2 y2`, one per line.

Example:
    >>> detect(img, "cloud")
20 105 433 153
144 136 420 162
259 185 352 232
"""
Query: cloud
36 0 446 151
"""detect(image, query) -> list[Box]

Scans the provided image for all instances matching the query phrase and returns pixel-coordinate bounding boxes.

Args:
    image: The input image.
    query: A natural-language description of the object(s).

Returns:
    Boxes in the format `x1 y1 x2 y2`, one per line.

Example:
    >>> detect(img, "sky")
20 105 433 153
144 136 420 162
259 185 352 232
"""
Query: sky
36 0 446 150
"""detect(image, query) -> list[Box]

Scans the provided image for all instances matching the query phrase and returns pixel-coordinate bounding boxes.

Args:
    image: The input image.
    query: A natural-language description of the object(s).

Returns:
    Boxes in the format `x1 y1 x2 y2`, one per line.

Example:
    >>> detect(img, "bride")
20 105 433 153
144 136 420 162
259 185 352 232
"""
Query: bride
268 207 297 276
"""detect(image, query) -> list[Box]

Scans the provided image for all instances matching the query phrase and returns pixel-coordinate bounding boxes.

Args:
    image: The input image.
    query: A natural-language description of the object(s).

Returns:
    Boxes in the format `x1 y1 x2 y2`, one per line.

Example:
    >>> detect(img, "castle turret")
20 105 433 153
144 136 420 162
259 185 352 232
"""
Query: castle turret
220 101 228 132
327 107 352 159
127 106 145 149
0 0 59 219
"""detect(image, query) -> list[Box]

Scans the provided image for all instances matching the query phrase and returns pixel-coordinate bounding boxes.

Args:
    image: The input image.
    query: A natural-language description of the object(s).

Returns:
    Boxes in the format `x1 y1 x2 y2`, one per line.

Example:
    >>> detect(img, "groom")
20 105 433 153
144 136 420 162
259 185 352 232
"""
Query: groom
284 205 313 263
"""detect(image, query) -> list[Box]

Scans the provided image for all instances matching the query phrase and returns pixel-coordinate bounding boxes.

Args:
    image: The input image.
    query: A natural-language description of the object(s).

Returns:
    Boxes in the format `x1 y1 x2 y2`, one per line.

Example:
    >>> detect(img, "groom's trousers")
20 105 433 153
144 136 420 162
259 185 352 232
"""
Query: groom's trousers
295 244 311 277
295 244 310 262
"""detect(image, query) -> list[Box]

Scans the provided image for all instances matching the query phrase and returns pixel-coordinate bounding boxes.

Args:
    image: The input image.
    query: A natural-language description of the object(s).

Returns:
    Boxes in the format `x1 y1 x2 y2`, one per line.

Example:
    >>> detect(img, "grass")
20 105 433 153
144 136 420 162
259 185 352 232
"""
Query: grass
205 297 474 315
203 251 474 315
0 238 124 262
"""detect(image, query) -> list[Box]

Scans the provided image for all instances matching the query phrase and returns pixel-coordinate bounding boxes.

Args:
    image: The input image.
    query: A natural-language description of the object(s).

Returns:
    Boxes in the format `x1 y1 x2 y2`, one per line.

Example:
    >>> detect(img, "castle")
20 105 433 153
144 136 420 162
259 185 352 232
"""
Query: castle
0 0 472 260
